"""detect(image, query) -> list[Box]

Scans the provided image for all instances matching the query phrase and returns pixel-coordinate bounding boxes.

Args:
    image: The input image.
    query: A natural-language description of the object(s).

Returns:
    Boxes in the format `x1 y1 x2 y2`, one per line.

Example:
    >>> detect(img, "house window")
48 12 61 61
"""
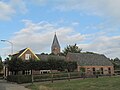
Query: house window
101 67 103 74
40 70 51 74
25 70 31 75
92 67 96 75
108 67 111 74
25 54 31 60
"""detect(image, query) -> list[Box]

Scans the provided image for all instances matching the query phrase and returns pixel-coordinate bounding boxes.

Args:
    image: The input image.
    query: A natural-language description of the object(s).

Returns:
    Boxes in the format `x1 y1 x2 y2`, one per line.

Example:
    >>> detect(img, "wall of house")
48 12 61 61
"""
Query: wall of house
78 66 114 75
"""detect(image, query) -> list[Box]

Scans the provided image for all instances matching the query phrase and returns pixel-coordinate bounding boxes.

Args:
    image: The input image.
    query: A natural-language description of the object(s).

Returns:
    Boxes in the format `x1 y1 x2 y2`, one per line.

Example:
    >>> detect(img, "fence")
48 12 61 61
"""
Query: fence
7 72 82 83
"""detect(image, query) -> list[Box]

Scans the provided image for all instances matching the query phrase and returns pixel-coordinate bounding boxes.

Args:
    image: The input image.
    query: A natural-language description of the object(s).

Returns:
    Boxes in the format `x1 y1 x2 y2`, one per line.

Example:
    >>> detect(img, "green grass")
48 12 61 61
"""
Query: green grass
26 76 120 90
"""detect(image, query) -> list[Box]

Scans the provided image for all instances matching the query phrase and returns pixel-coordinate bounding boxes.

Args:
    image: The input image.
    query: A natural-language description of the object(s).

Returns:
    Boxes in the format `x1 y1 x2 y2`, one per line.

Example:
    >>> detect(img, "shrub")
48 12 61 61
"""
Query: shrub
70 72 80 78
7 75 32 84
33 74 51 82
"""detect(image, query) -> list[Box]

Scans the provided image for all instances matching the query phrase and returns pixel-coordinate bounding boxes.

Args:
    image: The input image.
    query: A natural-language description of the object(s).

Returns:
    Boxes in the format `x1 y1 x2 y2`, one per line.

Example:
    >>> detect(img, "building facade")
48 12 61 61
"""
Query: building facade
66 52 114 75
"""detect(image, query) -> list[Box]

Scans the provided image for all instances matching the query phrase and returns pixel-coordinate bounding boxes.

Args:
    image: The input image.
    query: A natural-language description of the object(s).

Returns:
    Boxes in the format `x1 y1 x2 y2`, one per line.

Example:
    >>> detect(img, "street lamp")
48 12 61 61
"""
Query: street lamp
1 40 13 55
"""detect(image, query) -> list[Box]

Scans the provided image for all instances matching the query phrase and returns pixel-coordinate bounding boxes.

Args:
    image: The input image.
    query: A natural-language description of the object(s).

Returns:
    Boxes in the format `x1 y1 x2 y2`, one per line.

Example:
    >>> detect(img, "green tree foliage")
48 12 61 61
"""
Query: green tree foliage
63 44 82 56
0 56 3 72
8 58 23 71
41 53 48 55
114 57 120 61
111 57 120 70
8 57 77 73
67 61 77 72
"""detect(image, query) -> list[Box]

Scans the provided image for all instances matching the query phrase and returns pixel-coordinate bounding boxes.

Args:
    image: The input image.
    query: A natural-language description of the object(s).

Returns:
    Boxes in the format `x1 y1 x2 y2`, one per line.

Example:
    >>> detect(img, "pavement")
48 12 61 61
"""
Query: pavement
0 79 30 90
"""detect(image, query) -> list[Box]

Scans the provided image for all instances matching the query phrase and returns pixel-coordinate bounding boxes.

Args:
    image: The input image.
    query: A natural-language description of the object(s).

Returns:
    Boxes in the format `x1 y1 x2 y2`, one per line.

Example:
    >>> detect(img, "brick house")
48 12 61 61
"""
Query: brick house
4 48 40 77
66 52 114 75
6 48 65 75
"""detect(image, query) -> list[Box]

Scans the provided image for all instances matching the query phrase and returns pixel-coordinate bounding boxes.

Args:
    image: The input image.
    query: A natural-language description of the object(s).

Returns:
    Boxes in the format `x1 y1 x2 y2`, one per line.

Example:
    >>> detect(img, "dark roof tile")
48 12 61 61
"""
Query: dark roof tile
66 52 113 66
36 54 65 61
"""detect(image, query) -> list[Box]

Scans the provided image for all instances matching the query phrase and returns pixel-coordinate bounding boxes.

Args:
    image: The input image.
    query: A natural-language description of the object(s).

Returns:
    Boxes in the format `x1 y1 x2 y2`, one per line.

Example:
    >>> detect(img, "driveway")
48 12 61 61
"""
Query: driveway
0 79 30 90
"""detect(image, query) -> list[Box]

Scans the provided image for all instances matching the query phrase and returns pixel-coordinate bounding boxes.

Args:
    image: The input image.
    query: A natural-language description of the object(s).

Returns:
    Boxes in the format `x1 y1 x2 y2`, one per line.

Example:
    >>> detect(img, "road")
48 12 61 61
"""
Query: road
0 79 30 90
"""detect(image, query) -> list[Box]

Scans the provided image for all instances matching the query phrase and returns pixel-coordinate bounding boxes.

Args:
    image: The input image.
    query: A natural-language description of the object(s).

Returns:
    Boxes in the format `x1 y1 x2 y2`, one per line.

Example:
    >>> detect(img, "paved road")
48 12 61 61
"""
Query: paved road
0 79 30 90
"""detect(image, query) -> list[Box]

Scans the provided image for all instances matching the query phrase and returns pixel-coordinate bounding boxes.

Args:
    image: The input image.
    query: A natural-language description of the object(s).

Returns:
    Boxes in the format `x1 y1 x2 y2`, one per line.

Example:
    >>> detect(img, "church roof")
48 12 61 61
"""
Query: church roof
66 52 113 66
51 33 60 48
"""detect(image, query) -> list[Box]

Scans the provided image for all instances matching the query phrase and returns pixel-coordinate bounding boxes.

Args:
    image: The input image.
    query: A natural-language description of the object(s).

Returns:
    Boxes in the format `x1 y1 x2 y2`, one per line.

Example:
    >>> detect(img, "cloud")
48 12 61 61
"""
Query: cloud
79 35 120 58
71 22 80 26
55 0 120 16
10 0 28 14
0 0 27 20
54 0 120 26
0 1 15 20
10 20 85 54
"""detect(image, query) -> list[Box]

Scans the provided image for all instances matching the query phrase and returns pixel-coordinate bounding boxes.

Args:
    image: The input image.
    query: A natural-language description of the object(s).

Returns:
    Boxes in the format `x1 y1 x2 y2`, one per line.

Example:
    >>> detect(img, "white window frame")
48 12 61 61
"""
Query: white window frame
25 70 31 75
25 54 31 60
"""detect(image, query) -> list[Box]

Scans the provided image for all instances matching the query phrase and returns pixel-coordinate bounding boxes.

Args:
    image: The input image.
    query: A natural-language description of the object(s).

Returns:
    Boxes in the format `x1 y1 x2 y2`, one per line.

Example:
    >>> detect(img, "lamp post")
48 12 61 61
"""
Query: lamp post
1 40 13 77
1 40 13 55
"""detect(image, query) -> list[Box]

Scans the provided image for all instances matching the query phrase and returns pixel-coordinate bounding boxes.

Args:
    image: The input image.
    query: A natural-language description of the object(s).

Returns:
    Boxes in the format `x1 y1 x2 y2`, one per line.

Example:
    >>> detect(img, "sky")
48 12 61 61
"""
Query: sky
0 0 120 59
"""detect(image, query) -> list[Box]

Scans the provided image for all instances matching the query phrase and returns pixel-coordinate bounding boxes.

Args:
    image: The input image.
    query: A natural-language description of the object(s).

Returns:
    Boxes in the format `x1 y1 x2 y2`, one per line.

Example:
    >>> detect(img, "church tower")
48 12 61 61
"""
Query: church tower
51 33 60 55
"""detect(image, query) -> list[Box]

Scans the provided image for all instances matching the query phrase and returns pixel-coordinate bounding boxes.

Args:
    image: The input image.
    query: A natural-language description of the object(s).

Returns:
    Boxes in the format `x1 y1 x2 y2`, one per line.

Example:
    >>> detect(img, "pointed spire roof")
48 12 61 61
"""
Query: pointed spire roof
52 33 60 48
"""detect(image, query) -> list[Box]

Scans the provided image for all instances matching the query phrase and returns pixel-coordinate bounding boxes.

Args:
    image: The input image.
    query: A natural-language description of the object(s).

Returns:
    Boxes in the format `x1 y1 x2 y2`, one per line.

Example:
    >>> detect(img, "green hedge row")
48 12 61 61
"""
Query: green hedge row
33 74 51 82
0 73 4 77
33 72 81 82
8 57 77 72
7 72 81 83
7 75 32 84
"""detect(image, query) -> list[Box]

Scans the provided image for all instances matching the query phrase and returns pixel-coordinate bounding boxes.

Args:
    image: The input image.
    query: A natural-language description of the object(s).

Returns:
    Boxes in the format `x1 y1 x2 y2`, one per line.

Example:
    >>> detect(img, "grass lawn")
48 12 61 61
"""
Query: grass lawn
26 76 120 90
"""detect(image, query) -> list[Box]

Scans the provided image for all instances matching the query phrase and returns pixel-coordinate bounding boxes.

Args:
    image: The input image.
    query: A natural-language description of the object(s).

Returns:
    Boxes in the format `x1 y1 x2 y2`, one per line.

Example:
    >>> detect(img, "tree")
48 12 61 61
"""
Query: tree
114 57 120 61
67 61 77 72
8 57 23 75
41 53 48 55
0 56 3 72
63 44 82 56
112 57 120 70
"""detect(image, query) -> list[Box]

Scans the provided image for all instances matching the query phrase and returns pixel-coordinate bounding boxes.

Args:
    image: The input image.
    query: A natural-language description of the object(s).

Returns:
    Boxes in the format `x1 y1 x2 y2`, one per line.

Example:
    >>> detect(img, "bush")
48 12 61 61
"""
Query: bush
7 75 32 84
7 75 18 82
70 72 80 78
0 73 4 77
8 57 77 73
53 73 68 79
33 74 51 82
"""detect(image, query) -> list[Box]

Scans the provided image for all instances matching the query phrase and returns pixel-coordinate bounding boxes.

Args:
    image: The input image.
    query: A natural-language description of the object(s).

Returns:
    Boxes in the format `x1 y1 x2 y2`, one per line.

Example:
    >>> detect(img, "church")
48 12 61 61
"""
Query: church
51 33 114 75
51 33 61 55
4 33 114 77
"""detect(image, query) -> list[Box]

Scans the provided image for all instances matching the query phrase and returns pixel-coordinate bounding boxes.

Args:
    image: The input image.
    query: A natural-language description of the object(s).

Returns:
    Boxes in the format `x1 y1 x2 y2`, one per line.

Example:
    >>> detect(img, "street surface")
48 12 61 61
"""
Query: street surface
0 79 30 90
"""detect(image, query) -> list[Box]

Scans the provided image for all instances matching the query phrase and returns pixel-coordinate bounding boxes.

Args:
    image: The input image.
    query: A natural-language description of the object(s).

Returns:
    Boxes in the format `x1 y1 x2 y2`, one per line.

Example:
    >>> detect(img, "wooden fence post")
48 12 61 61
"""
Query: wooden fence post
68 73 70 81
51 73 53 83
31 70 34 84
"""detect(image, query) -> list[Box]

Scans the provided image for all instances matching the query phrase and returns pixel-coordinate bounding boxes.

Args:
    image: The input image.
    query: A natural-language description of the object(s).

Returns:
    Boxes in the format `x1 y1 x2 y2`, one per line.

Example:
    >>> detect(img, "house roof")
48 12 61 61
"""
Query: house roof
12 48 27 58
51 33 60 48
66 52 113 66
12 48 39 60
36 54 65 61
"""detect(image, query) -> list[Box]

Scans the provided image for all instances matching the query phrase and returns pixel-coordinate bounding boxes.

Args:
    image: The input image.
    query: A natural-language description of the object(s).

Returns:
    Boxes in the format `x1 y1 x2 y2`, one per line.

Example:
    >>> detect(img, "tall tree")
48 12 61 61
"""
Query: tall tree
63 44 82 56
0 56 3 72
114 57 120 61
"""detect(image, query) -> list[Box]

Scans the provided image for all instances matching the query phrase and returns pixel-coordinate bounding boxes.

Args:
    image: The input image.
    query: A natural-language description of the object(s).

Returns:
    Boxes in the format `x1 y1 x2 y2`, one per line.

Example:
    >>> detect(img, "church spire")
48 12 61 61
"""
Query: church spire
51 33 60 55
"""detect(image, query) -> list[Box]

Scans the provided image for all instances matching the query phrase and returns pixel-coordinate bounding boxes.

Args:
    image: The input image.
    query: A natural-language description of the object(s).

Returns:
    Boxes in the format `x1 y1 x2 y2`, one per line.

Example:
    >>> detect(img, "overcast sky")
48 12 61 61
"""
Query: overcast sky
0 0 120 59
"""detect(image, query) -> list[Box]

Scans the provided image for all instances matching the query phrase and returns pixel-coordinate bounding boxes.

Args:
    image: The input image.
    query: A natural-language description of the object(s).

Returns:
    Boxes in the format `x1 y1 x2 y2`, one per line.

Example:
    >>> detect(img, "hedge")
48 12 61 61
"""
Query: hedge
7 75 32 84
33 74 51 82
7 72 82 83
